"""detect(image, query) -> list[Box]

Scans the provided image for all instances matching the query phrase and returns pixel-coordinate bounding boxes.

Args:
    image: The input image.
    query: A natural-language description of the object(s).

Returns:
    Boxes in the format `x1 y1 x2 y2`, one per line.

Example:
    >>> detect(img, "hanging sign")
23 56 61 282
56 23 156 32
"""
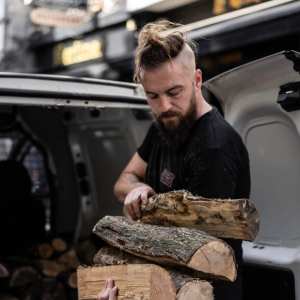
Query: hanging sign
30 7 89 27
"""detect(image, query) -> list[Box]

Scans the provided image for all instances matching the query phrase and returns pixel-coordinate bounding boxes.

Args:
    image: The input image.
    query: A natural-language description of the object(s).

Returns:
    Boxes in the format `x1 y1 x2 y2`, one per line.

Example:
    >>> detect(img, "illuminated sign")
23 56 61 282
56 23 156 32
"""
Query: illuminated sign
53 40 103 66
30 7 88 27
213 0 271 15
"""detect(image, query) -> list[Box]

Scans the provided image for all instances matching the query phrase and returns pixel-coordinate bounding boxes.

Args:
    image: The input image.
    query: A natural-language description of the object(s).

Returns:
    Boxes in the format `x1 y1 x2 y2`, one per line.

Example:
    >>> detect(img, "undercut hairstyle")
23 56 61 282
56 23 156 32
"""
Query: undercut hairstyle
134 20 198 83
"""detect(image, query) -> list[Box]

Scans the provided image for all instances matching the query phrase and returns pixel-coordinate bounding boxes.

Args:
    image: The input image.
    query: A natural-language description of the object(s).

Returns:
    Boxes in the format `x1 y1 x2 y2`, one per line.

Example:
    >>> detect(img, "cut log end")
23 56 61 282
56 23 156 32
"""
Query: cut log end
77 264 176 300
38 243 54 259
177 281 214 300
51 237 68 253
188 240 236 282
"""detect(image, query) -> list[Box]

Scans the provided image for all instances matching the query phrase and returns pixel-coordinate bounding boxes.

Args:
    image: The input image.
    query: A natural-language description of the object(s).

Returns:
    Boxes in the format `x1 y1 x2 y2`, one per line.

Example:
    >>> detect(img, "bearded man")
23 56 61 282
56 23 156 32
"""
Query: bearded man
114 20 250 300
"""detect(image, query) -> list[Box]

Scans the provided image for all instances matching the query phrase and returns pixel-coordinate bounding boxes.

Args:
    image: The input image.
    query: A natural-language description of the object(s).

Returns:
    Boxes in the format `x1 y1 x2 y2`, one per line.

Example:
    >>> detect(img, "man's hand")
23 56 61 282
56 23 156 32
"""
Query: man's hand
124 185 155 219
98 279 118 300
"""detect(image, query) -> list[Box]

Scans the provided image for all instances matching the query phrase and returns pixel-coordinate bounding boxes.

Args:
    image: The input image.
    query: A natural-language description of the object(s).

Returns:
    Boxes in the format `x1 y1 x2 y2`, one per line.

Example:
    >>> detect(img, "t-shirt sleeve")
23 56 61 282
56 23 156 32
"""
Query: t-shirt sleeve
137 123 156 163
184 148 239 199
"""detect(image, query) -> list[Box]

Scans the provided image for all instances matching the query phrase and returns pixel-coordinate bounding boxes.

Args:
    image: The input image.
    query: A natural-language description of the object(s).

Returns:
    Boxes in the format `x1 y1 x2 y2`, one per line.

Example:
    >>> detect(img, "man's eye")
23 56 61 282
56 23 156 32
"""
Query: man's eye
168 92 180 97
149 95 158 100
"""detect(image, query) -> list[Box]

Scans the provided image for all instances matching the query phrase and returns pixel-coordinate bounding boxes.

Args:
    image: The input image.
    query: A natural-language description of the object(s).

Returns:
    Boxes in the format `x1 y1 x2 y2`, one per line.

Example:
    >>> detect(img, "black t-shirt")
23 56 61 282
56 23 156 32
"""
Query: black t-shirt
138 107 250 299
137 107 251 268
138 107 250 200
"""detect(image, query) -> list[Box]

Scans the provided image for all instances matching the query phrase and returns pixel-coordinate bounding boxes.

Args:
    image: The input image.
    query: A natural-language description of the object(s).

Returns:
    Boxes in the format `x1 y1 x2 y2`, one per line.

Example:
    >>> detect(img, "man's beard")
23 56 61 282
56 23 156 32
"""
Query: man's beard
154 91 198 149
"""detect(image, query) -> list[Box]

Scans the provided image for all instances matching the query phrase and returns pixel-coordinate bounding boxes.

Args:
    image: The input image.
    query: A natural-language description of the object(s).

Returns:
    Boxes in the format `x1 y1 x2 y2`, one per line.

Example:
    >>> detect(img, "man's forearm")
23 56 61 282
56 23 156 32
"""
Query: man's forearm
114 172 148 204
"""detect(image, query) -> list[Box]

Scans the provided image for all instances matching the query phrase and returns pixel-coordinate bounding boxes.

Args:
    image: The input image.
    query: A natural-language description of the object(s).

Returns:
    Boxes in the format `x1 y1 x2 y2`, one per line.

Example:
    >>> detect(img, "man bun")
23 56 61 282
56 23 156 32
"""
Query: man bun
134 20 198 83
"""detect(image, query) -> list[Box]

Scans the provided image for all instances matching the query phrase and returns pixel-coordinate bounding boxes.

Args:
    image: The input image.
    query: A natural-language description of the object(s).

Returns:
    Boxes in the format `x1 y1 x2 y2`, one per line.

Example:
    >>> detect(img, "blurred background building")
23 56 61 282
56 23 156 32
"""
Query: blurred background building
1 0 300 82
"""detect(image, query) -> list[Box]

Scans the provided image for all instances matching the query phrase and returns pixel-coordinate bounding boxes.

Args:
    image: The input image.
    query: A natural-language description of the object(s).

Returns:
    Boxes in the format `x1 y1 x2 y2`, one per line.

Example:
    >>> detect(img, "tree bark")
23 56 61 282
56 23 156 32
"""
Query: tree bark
77 264 176 300
93 216 237 281
94 246 214 300
124 190 260 241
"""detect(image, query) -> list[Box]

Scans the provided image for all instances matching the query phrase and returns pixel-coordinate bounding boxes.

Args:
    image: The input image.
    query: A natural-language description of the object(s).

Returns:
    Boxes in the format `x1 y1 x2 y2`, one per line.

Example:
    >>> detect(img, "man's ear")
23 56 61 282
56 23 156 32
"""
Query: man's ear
194 69 202 90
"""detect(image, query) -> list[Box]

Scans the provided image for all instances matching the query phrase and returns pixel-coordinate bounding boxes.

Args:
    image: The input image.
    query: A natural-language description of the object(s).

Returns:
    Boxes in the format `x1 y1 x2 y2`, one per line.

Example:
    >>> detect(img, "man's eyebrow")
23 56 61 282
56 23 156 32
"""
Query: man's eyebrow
166 85 183 93
145 85 183 95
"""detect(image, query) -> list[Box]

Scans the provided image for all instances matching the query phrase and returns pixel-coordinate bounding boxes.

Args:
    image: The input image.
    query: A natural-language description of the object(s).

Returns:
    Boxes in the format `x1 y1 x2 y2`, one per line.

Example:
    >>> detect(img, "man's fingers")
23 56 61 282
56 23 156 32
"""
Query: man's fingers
131 192 141 218
106 278 114 289
140 191 149 205
110 286 118 300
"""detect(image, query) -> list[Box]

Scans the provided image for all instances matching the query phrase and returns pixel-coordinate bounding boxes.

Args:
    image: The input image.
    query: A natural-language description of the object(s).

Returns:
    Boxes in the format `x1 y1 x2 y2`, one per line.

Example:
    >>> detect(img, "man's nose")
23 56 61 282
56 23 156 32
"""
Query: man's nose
160 96 172 112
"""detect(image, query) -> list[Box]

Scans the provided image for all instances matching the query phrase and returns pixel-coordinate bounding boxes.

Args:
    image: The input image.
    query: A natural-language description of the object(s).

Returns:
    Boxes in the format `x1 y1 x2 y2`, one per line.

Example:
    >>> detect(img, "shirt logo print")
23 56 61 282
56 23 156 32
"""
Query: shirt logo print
160 168 175 188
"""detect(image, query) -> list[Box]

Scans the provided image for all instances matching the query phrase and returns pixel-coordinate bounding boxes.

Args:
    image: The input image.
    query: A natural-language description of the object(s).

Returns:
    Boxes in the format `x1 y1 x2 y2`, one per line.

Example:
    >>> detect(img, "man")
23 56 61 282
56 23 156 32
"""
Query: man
114 20 250 300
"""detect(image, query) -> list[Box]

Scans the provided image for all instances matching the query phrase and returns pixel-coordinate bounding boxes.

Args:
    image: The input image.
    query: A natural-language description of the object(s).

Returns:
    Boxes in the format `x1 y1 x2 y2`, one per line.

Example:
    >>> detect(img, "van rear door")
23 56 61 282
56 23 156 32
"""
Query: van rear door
204 50 300 300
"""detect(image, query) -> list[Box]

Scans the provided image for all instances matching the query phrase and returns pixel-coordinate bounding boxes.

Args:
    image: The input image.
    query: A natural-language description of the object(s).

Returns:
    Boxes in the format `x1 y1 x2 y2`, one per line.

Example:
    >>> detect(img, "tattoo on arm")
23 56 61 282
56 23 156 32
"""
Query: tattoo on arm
124 171 143 184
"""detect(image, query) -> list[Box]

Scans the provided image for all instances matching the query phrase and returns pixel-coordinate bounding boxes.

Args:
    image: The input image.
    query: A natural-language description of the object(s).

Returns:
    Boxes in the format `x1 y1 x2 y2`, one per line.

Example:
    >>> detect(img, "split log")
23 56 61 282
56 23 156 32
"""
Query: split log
93 216 237 281
124 190 260 241
58 249 80 269
94 246 214 300
51 238 68 253
9 266 40 287
77 264 176 300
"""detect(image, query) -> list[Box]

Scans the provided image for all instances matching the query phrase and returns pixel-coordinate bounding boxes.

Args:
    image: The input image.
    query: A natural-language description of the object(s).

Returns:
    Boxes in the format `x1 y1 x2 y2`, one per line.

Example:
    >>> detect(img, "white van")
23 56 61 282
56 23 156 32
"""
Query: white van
0 50 298 300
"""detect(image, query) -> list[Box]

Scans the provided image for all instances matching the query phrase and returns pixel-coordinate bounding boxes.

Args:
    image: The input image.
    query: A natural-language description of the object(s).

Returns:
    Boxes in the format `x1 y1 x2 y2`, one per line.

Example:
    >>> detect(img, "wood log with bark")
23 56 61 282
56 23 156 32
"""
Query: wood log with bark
77 264 176 300
124 190 260 241
94 246 214 300
93 216 237 281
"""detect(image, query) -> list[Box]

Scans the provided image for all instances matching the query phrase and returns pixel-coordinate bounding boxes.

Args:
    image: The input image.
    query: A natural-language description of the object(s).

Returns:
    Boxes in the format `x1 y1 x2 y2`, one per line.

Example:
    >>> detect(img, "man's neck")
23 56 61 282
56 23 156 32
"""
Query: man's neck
197 97 212 119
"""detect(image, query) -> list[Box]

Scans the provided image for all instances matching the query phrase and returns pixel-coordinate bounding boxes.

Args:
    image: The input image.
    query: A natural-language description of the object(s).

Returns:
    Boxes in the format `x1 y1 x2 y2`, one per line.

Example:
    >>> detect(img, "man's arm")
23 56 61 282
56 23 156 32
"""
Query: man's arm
114 152 155 219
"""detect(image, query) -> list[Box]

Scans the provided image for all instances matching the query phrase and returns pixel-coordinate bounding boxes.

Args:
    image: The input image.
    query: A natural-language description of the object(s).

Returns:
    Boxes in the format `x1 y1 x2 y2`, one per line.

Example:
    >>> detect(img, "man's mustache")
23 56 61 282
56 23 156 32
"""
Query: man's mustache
159 110 181 119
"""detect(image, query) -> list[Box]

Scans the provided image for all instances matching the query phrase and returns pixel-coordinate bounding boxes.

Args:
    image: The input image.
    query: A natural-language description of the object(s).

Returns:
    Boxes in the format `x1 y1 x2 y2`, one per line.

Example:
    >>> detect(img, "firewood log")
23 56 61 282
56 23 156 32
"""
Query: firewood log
39 260 67 277
26 243 54 259
51 238 68 253
124 190 260 241
0 262 9 278
93 216 237 281
94 246 214 300
67 272 77 289
9 266 40 287
58 249 80 269
77 264 176 300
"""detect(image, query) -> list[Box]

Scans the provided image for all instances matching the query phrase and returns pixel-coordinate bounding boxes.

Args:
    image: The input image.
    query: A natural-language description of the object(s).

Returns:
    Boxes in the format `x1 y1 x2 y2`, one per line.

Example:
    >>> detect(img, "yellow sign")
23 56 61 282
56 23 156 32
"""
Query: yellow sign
54 40 103 66
213 0 262 15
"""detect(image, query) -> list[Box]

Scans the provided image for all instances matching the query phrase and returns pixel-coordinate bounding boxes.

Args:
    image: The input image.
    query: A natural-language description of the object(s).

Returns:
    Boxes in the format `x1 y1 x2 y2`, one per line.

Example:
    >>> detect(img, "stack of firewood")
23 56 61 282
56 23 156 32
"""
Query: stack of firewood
0 237 98 300
77 190 260 300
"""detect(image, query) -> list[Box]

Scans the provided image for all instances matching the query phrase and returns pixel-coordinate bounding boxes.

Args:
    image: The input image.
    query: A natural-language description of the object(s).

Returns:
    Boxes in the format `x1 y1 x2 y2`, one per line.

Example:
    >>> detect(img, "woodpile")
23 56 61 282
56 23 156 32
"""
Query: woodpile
77 190 259 300
0 237 98 300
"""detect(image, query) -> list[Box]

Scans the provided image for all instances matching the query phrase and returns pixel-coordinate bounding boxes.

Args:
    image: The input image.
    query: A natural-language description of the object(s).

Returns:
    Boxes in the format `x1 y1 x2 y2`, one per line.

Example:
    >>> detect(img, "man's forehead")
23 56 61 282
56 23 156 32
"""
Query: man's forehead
141 62 184 90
